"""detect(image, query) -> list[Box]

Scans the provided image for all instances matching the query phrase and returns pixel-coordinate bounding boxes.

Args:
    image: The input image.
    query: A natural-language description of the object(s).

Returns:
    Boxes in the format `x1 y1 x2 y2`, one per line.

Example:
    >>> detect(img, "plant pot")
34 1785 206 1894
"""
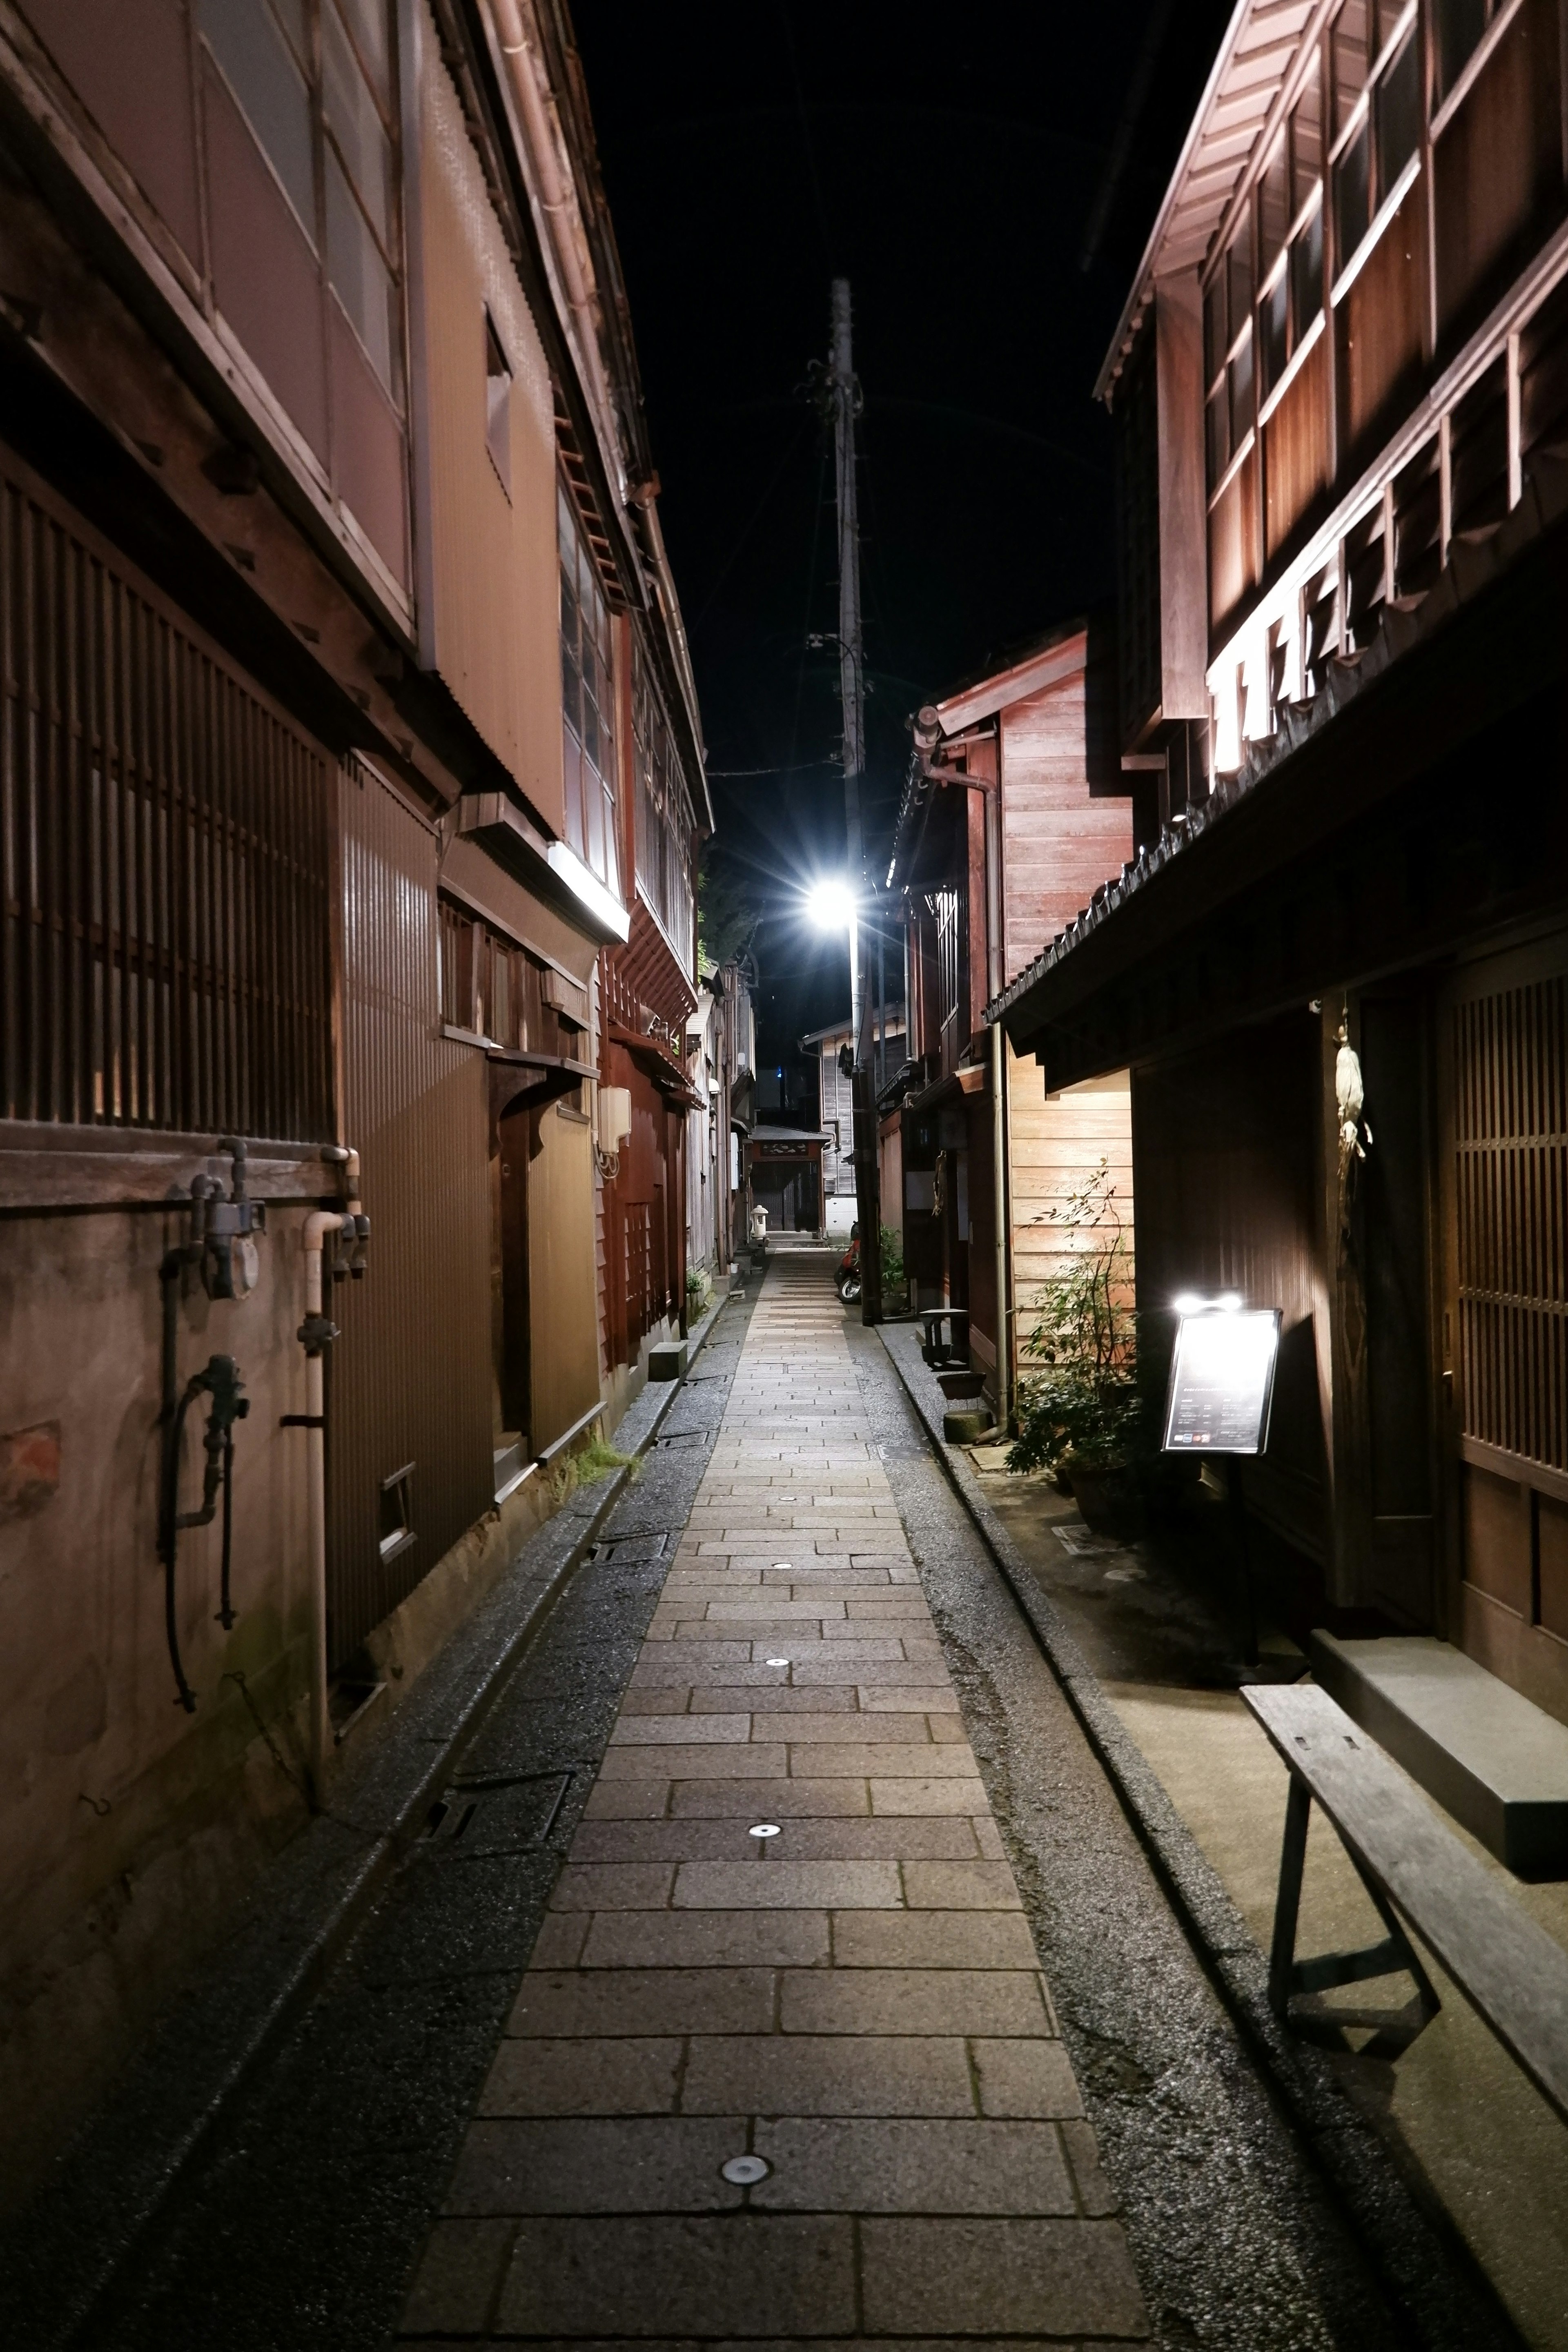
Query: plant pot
1065 1461 1144 1540
936 1369 986 1401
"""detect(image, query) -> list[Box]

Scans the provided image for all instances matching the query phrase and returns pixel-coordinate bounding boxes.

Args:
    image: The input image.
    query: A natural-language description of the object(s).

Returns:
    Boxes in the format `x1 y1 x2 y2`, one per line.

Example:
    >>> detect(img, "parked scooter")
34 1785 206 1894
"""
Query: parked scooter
835 1223 861 1303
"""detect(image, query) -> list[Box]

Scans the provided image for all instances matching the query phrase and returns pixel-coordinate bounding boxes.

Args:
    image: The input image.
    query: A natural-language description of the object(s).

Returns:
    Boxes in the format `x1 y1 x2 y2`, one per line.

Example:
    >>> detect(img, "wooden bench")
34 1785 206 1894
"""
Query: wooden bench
1243 1682 1568 2127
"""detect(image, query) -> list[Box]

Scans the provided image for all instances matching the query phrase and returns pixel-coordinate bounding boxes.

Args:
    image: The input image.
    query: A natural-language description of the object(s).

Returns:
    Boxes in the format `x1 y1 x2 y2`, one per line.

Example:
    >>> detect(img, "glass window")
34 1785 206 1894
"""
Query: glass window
1204 276 1227 387
324 3 394 247
1260 267 1289 396
559 481 619 896
1291 55 1322 217
1259 135 1289 272
1290 197 1324 333
1332 0 1369 136
1434 0 1488 99
326 148 399 394
1376 25 1421 189
631 640 695 972
200 0 316 241
1228 323 1254 450
332 0 392 109
1334 116 1371 258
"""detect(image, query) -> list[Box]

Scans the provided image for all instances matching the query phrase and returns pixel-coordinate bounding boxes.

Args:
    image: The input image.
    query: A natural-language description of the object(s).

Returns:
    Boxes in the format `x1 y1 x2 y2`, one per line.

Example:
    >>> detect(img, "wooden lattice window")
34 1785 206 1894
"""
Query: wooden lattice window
1454 971 1568 1474
0 449 333 1139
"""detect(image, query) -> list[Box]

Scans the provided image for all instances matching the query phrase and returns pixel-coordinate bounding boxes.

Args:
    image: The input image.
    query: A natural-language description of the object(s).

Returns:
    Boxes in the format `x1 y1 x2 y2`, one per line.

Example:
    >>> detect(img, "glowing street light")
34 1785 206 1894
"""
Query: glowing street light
805 878 856 933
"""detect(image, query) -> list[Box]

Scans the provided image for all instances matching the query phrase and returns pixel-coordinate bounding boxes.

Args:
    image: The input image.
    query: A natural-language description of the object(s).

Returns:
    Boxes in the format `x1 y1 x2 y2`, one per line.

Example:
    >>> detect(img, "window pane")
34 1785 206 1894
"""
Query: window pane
1229 325 1254 447
583 749 604 879
1334 119 1370 261
1259 135 1289 271
1206 385 1231 483
324 4 394 247
1332 0 1369 137
1204 275 1227 386
1290 199 1324 334
1291 54 1323 216
332 0 393 112
562 727 584 856
1261 268 1289 394
601 777 619 898
1227 230 1252 352
1434 0 1488 101
326 147 400 396
1376 28 1420 192
200 0 315 241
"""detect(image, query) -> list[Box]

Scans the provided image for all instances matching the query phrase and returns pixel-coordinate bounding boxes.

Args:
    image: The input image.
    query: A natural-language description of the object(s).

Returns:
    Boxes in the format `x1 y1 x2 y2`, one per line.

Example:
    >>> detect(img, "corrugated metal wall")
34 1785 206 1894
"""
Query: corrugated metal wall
328 756 491 1666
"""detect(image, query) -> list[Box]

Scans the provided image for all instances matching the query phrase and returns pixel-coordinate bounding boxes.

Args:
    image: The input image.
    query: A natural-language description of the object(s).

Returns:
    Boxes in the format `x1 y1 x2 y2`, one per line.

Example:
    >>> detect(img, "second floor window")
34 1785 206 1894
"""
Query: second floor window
1330 0 1420 271
632 641 696 973
559 481 619 895
199 0 403 405
1204 222 1254 487
1257 56 1325 402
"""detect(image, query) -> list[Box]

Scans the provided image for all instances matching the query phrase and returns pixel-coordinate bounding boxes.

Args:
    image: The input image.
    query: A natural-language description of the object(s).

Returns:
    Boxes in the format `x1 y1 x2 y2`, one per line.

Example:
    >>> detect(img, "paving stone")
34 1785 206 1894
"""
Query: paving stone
697 1684 858 1713
831 1913 1043 1970
903 1861 1025 1911
496 2215 857 2336
508 1968 776 2036
779 1713 934 1743
670 1777 870 1818
869 1775 990 1813
1062 2116 1123 2216
750 2117 1076 2214
571 1816 982 1864
778 1968 1052 2037
860 2217 1149 2337
579 1911 831 1970
608 1714 753 1744
478 2038 683 2116
582 1778 675 1820
400 2216 514 2335
598 1742 788 1780
673 1858 902 1910
548 1863 677 1911
971 2038 1084 2118
681 2032 978 2116
859 1686 961 1711
527 1912 590 1969
445 2117 749 2214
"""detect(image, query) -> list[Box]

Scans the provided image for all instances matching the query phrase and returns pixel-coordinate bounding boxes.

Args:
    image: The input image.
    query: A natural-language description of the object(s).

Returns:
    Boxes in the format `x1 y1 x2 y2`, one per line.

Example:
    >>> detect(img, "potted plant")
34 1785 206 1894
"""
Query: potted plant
1007 1161 1144 1536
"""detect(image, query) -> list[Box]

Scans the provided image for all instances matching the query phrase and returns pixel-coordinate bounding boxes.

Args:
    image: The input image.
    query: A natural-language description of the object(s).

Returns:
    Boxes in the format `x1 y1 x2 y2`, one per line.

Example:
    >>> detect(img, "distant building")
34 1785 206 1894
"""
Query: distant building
802 1010 907 1199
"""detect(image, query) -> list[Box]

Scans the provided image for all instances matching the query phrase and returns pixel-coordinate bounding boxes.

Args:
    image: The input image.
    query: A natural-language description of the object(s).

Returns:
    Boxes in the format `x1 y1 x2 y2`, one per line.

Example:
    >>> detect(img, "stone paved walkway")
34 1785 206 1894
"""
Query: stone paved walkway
399 1256 1150 2344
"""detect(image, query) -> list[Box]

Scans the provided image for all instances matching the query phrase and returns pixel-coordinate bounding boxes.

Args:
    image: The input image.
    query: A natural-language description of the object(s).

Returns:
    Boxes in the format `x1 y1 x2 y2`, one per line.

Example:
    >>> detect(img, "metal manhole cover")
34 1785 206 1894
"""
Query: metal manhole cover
422 1768 573 1859
592 1534 668 1565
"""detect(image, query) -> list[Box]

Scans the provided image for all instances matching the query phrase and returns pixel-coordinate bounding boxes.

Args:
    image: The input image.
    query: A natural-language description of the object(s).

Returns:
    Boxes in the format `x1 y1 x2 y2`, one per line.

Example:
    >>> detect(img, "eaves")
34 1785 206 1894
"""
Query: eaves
989 452 1568 1043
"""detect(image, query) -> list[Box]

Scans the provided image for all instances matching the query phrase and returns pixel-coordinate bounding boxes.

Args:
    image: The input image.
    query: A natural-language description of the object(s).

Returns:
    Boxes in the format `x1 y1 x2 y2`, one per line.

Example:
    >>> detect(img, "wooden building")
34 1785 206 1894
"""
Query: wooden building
804 1008 906 1205
999 0 1568 1727
0 0 705 2201
884 620 1136 1406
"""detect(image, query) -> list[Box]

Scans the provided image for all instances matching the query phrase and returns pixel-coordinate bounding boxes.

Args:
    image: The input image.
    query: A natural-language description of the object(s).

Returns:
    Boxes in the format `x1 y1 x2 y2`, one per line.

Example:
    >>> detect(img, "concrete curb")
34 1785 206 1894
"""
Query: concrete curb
2 1288 742 2352
876 1320 1521 2352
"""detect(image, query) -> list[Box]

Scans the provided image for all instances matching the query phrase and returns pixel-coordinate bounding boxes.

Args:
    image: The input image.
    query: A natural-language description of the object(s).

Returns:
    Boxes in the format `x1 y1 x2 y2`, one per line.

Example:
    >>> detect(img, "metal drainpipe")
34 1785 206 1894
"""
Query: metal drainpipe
299 1149 364 1792
991 1017 1009 1437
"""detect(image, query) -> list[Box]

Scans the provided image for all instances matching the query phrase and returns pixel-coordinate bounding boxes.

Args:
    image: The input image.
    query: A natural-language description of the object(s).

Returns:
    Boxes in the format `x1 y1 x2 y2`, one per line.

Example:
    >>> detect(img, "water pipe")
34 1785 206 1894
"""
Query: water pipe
291 1149 366 1792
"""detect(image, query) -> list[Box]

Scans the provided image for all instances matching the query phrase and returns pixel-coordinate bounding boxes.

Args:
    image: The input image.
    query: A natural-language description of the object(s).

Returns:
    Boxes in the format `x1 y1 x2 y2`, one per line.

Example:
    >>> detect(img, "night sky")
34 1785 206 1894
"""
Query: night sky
572 0 1234 1060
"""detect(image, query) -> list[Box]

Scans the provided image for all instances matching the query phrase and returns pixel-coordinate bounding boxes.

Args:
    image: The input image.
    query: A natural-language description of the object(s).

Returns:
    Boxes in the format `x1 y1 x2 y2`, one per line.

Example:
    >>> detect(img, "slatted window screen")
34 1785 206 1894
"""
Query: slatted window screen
0 455 333 1139
1454 976 1568 1472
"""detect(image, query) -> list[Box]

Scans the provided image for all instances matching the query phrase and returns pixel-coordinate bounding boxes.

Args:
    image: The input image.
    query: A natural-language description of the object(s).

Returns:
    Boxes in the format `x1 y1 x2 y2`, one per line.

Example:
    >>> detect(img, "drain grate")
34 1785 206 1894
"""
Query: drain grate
655 1429 710 1450
592 1533 669 1564
422 1768 574 1859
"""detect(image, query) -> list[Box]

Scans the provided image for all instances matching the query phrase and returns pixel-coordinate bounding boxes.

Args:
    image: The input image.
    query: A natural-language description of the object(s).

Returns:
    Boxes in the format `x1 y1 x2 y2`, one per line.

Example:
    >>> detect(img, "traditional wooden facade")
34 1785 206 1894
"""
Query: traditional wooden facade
1001 0 1568 1724
885 620 1136 1403
0 0 705 2201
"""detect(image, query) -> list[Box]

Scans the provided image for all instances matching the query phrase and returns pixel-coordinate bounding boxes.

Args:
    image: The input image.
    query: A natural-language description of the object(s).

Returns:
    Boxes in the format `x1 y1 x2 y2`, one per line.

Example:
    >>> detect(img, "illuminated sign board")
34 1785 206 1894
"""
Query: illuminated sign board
1161 1307 1281 1457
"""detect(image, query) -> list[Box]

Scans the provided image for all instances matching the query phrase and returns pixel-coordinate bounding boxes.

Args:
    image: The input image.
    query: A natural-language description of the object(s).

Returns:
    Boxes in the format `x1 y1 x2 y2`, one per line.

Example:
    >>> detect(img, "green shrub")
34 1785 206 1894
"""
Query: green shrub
1008 1160 1143 1477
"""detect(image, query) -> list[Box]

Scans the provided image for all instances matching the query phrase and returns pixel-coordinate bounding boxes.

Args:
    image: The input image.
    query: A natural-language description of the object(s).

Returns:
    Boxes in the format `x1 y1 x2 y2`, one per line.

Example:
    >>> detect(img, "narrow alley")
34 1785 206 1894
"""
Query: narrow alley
401 1254 1145 2343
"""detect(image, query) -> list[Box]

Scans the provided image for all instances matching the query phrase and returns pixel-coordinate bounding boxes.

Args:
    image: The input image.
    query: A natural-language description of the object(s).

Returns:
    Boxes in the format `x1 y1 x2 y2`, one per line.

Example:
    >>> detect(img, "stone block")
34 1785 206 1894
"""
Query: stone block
860 2216 1148 2337
680 2033 975 2117
445 2116 749 2214
751 2116 1076 2215
496 2215 856 2338
778 1967 1052 2038
478 2036 683 2116
971 2037 1083 2118
508 1968 777 2038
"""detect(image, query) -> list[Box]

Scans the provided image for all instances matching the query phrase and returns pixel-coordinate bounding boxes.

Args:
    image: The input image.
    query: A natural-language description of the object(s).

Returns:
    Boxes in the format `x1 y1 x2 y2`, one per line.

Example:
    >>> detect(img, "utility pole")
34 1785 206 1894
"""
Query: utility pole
826 278 882 1323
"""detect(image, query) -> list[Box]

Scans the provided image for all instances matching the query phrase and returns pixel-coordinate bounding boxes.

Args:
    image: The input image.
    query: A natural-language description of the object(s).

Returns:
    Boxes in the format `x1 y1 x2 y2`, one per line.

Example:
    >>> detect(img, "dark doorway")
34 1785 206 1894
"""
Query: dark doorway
1359 992 1436 1628
498 1098 532 1447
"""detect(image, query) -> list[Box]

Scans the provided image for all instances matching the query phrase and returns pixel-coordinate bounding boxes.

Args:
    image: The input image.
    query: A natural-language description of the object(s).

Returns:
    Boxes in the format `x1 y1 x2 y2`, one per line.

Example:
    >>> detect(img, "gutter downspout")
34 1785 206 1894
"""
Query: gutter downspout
991 1017 1010 1439
297 1150 366 1794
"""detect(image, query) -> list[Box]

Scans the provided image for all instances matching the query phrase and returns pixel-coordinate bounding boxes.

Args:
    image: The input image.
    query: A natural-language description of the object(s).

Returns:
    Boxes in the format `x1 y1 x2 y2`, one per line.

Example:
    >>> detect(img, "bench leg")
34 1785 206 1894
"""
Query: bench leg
1343 1848 1441 2022
1268 1773 1312 2017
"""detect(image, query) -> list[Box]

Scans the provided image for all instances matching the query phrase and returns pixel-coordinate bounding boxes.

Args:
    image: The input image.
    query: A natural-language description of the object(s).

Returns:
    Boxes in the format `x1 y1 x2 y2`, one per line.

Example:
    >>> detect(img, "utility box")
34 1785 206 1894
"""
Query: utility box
648 1341 687 1381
